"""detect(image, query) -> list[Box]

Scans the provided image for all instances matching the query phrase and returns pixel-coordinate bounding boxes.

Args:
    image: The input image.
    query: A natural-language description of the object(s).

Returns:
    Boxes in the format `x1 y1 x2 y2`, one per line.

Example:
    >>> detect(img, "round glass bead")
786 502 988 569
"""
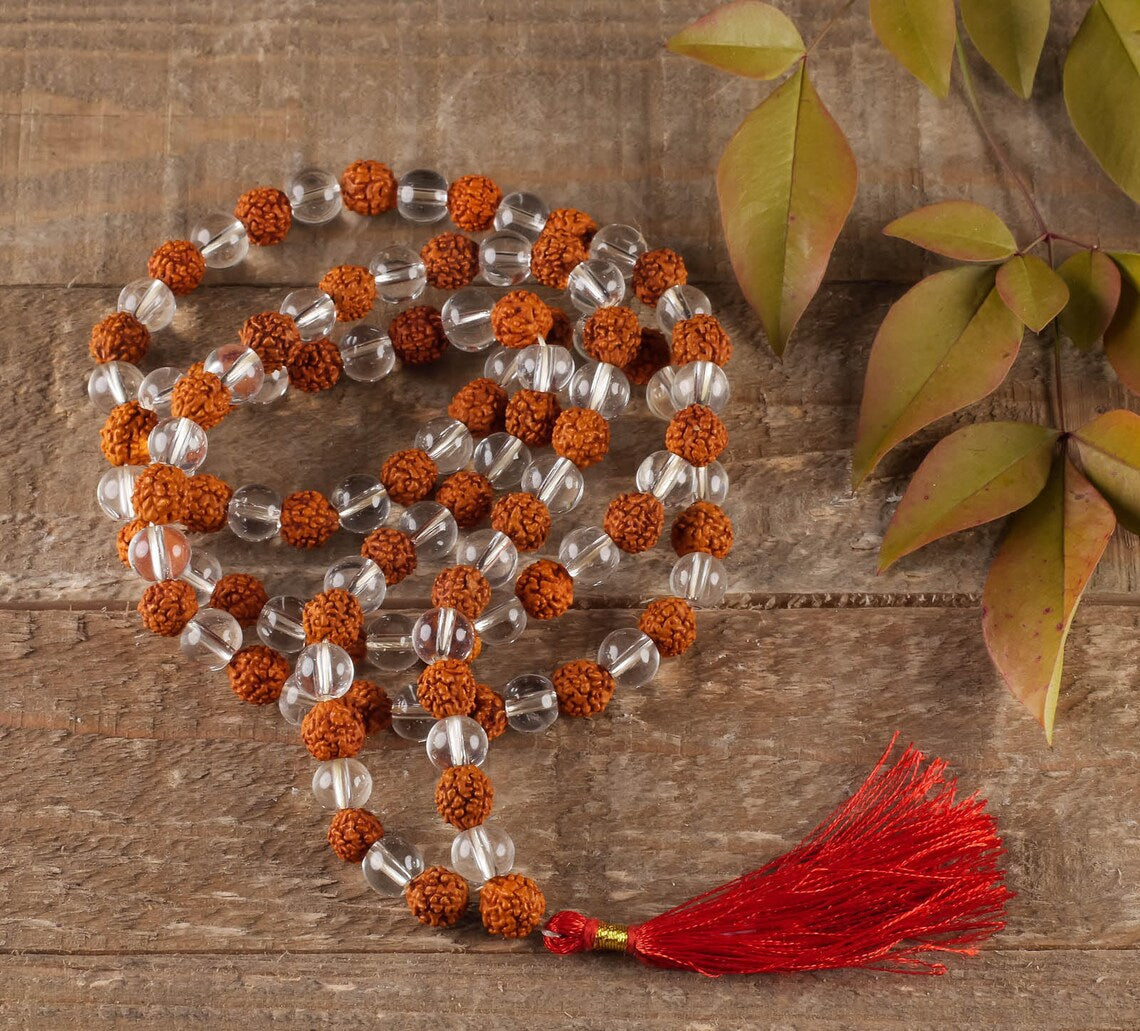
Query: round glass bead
478 231 532 287
312 757 372 809
137 366 183 416
323 555 387 613
128 524 191 582
636 450 695 509
567 361 630 420
571 314 589 360
330 474 390 534
692 461 730 505
87 361 143 412
179 547 222 603
455 530 519 589
482 346 520 388
473 596 528 645
369 245 428 304
412 606 476 664
451 824 515 885
516 343 574 392
96 465 141 520
256 595 306 653
179 608 242 670
146 417 208 474
365 612 420 672
227 484 282 542
503 673 559 733
390 683 436 741
203 344 264 404
118 278 175 332
285 167 343 225
558 526 621 588
589 223 647 279
472 433 531 488
396 168 449 223
397 502 458 562
671 360 731 414
441 287 496 352
566 258 625 314
362 833 424 895
189 212 249 268
656 283 713 336
280 288 336 342
494 190 548 241
671 551 729 607
277 674 316 726
598 628 660 689
294 641 355 701
426 715 489 770
338 325 396 383
645 366 680 420
415 417 474 476
519 455 585 516
251 366 289 405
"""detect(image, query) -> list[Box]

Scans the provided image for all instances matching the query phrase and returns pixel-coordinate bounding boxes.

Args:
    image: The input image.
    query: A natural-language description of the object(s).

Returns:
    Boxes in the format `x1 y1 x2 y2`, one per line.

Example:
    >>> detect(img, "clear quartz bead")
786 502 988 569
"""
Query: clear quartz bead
415 417 474 475
330 475 390 533
96 465 141 520
128 524 191 582
391 683 436 741
397 502 458 562
412 606 476 664
598 628 660 689
455 530 519 589
636 450 695 508
118 278 175 332
250 365 290 405
294 641 354 701
645 366 680 419
369 245 428 304
227 484 282 542
189 212 249 268
519 455 585 516
362 834 424 895
324 555 387 613
516 343 574 392
692 461 730 505
278 674 316 725
426 715 489 770
566 258 625 314
396 168 449 223
472 433 531 487
312 758 372 809
572 313 589 360
671 552 729 607
257 595 306 653
589 223 647 279
451 824 515 885
365 612 420 672
671 360 730 413
338 325 396 382
503 673 559 732
494 191 548 241
204 344 264 403
558 526 620 587
657 284 712 335
87 361 143 411
483 346 520 388
441 287 496 352
280 288 336 342
567 361 630 420
179 608 242 670
479 231 532 287
285 167 343 225
180 547 222 603
147 417 207 474
473 596 527 645
137 366 183 416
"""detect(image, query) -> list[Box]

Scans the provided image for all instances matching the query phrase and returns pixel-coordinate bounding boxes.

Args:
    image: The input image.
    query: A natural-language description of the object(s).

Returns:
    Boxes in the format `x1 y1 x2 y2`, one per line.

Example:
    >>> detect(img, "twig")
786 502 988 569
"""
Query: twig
807 0 859 56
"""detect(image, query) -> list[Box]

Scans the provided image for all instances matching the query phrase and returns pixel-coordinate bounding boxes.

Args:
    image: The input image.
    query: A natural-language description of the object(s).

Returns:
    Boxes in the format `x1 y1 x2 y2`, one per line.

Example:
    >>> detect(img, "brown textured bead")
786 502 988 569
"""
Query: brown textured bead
604 491 665 554
380 448 438 506
436 470 495 529
545 306 573 349
470 633 483 662
346 627 368 665
448 174 503 232
211 572 268 628
515 560 573 620
490 290 554 349
328 807 385 862
239 311 299 373
551 407 609 469
340 159 398 216
100 401 156 466
435 764 494 829
505 389 561 447
90 312 150 364
405 867 470 928
170 362 232 430
671 313 733 366
147 239 205 295
582 306 641 366
301 700 365 761
417 659 477 718
448 377 507 437
639 597 697 658
490 493 551 552
665 404 729 467
544 207 597 241
234 185 292 245
530 229 589 289
181 473 232 534
389 305 447 365
470 683 507 740
116 517 148 568
671 501 734 558
632 247 688 305
304 588 364 649
227 645 291 705
480 873 546 938
131 464 187 524
622 327 671 386
319 264 376 321
285 335 342 393
432 565 492 619
421 231 479 290
280 490 339 549
360 527 417 585
553 659 615 718
342 679 392 735
137 579 197 637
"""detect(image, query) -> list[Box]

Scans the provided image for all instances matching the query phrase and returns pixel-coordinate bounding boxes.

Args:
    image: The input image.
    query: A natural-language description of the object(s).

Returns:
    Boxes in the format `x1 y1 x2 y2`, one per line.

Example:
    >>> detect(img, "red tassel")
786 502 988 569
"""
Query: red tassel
543 736 1012 976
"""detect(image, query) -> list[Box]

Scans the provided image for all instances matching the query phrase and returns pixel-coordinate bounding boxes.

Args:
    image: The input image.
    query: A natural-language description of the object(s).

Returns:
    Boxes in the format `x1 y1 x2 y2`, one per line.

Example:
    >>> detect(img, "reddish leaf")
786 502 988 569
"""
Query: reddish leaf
1104 253 1140 393
996 254 1070 332
1057 250 1122 351
869 0 957 98
667 1 805 80
1072 408 1140 533
884 200 1018 262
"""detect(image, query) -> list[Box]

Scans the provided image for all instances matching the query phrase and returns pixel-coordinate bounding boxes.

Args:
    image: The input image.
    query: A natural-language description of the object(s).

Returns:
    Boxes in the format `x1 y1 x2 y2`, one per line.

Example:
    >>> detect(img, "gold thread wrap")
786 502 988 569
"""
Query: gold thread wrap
592 921 629 953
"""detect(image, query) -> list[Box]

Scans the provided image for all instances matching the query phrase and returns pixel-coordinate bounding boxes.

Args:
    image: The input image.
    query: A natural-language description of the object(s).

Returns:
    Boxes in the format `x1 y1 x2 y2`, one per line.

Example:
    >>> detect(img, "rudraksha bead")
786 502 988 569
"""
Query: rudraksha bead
529 230 589 290
389 305 447 365
448 377 508 437
490 493 551 552
544 207 597 242
545 306 573 349
417 659 477 719
581 305 641 366
100 401 156 466
210 572 269 628
470 683 507 740
280 490 339 549
489 290 553 349
131 463 187 524
553 659 615 718
116 517 147 567
405 866 470 928
638 597 697 658
318 264 376 321
604 491 665 554
434 764 494 829
480 873 546 938
504 389 560 447
671 501 734 558
340 159 398 216
551 407 609 469
181 473 232 534
227 644 291 705
622 327 671 386
301 700 366 761
90 312 149 364
514 560 573 620
436 470 495 529
665 404 728 466
342 679 392 735
303 588 364 650
234 186 292 245
380 448 438 506
671 313 733 366
146 239 205 295
632 247 688 305
285 335 342 393
137 579 197 637
239 311 299 373
170 362 232 430
360 527 417 585
447 174 503 232
431 565 492 619
328 807 385 862
421 231 479 290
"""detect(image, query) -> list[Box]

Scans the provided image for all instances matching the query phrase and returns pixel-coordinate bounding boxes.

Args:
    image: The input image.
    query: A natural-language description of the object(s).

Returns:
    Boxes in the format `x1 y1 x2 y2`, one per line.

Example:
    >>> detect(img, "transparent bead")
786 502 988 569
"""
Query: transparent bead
189 212 249 268
251 366 290 405
503 673 559 733
645 366 680 419
494 190 548 241
412 607 476 664
479 231 532 287
589 223 647 279
280 288 336 342
519 455 585 516
396 168 449 223
415 417 474 475
390 683 435 741
137 366 183 416
365 612 420 672
362 834 424 895
179 608 242 670
441 287 496 352
671 552 729 607
179 547 222 603
118 278 175 332
636 450 695 508
426 715 489 770
147 417 208 474
204 344 264 403
455 530 518 589
656 284 713 335
598 628 660 689
397 501 458 562
312 758 372 809
483 346 520 388
571 314 589 360
516 343 574 392
87 361 143 412
227 484 282 542
558 526 620 588
294 641 354 701
330 474 390 534
369 245 428 304
671 360 730 414
324 555 387 613
692 461 730 505
285 167 342 225
472 433 531 488
96 465 141 520
566 258 625 314
277 674 316 725
256 595 306 653
128 524 191 582
473 596 528 645
451 824 514 885
567 361 630 420
338 324 396 382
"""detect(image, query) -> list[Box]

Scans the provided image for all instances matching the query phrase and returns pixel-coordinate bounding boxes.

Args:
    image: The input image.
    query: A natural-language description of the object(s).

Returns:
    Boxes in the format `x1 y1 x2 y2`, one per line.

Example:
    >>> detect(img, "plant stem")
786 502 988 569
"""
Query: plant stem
1047 236 1067 432
1049 230 1100 250
807 0 859 55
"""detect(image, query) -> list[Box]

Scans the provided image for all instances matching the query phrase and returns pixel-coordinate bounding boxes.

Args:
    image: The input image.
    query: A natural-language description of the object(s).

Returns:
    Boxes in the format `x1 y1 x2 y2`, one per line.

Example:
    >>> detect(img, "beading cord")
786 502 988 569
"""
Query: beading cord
86 159 735 939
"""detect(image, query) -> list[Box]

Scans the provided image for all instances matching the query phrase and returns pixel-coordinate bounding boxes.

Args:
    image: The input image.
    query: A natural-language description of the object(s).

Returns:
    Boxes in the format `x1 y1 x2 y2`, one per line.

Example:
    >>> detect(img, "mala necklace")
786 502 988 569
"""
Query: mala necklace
88 160 1011 976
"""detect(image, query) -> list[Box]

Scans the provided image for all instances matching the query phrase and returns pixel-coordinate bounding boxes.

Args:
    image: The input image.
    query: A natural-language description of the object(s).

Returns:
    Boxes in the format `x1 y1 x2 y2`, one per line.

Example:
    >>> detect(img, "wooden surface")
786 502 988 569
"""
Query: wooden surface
2 2 1139 1028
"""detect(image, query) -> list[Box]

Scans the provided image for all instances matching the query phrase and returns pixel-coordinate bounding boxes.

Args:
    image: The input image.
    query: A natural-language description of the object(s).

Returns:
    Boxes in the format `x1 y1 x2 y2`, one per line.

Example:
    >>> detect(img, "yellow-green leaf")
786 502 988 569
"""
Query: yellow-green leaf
960 0 1050 99
884 200 1018 262
853 266 1025 485
667 0 805 80
869 0 957 97
879 420 1058 570
718 63 857 356
1072 409 1140 534
1104 253 1140 394
1063 0 1140 204
982 457 1114 742
996 254 1070 333
1057 250 1122 350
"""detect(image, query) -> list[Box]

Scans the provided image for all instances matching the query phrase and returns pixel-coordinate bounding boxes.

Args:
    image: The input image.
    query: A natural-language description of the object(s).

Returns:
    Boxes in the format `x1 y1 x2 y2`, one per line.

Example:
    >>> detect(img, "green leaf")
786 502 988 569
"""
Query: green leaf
869 0 957 98
879 420 1058 570
718 63 857 356
1072 409 1140 534
883 200 1018 262
960 0 1050 99
995 254 1070 333
1063 0 1140 204
1104 253 1140 394
982 457 1115 742
1057 250 1122 351
666 1 805 80
853 266 1025 485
